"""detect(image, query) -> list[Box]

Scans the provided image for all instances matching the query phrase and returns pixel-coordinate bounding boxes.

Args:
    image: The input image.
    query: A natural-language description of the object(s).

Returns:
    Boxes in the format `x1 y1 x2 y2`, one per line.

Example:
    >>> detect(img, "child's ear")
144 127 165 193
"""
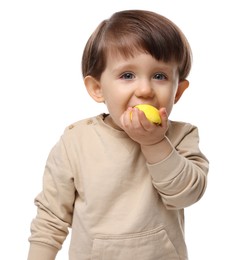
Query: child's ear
84 76 105 103
174 80 189 104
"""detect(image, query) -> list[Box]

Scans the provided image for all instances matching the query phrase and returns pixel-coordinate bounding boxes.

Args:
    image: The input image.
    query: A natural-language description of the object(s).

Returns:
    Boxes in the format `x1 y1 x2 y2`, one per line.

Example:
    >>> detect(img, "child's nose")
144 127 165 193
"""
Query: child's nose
135 80 154 98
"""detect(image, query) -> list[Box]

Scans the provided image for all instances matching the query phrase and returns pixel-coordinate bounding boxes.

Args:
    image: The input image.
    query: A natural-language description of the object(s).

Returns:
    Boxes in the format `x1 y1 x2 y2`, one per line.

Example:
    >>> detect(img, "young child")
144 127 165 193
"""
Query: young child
27 10 209 260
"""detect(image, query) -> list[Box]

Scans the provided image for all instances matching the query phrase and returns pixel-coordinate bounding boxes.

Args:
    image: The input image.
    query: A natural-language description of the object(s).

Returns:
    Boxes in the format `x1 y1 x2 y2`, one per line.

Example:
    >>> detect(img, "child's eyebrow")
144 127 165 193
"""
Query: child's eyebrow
111 63 176 74
111 64 136 73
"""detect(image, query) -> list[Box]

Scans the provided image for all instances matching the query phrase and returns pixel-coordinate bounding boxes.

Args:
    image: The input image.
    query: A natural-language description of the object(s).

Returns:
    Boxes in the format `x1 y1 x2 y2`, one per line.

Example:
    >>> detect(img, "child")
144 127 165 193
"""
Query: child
27 10 209 260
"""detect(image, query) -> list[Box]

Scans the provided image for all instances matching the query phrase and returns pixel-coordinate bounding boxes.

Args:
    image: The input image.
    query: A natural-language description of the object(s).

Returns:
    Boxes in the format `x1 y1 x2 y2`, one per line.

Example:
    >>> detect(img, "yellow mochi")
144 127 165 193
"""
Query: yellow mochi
133 104 161 124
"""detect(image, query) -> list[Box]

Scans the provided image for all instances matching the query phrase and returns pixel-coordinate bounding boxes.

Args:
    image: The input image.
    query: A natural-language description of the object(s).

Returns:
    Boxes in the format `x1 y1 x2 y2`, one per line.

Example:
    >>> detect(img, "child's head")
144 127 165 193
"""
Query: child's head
82 10 192 82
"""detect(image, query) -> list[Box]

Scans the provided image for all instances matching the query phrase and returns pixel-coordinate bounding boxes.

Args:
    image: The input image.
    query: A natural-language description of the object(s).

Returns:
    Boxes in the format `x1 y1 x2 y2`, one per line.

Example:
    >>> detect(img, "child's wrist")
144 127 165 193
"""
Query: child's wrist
141 137 173 164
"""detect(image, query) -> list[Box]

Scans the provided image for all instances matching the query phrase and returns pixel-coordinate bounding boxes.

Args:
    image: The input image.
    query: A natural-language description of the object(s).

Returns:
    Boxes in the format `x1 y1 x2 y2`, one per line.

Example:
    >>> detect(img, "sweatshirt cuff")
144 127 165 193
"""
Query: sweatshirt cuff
147 149 185 182
27 243 58 260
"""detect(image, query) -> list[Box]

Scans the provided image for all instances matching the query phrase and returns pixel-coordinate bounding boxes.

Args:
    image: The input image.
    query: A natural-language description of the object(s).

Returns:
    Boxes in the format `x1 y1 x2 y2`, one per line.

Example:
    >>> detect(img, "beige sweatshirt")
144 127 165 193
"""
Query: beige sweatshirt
28 114 209 260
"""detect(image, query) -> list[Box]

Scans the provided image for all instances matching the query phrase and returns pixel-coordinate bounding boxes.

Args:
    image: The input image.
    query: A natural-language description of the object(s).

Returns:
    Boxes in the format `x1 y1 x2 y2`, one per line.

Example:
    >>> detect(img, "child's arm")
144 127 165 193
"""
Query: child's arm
121 108 209 209
147 125 208 209
28 138 76 260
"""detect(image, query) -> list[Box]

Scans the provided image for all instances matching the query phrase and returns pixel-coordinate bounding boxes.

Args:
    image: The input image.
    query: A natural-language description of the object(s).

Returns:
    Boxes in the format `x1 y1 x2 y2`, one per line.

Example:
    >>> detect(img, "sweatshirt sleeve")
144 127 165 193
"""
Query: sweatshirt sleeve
27 243 58 260
147 123 209 210
28 137 76 260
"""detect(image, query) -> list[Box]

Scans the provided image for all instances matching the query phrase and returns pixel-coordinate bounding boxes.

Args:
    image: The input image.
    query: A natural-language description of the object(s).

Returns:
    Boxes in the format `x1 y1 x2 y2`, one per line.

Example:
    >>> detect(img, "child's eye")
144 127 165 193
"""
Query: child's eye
120 72 135 80
154 73 167 80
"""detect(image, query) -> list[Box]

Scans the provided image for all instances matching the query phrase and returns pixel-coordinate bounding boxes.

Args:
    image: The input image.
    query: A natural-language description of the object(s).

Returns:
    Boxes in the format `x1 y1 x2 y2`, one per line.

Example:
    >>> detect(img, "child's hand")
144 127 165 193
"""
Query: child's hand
120 106 173 163
120 106 168 146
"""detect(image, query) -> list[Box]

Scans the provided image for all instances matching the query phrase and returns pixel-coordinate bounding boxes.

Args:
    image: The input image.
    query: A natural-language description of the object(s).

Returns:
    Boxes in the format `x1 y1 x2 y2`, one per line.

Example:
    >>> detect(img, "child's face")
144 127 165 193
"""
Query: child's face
86 53 187 130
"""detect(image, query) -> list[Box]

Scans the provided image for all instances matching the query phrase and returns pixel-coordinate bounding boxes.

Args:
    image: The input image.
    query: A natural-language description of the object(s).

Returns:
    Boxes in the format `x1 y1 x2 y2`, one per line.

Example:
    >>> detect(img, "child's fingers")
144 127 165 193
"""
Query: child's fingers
121 107 133 127
159 107 168 127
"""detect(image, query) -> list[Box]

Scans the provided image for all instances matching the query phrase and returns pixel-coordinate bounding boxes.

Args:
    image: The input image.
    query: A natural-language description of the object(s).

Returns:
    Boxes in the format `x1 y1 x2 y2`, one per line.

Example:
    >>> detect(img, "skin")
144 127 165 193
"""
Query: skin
84 53 189 164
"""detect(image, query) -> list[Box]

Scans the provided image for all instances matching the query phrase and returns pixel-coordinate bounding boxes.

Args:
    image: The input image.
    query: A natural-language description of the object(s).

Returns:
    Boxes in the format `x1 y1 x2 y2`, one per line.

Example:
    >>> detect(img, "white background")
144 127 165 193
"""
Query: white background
1 0 238 259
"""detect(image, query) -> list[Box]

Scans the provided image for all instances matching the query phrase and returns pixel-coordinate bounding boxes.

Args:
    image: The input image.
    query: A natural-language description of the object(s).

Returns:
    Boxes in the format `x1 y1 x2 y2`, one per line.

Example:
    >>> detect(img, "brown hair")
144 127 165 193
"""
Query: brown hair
82 10 192 81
